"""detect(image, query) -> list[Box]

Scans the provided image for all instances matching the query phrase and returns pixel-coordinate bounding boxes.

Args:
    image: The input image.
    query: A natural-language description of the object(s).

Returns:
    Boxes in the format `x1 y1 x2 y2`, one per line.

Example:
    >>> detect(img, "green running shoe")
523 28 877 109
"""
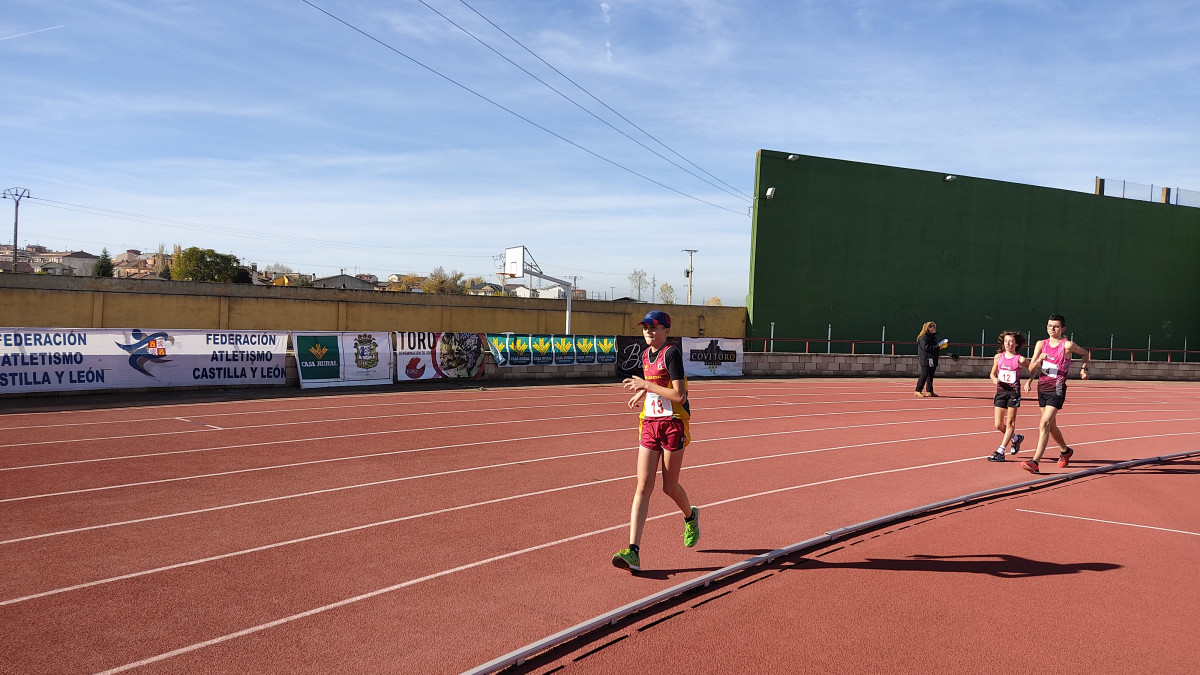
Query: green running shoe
612 547 641 572
683 506 700 547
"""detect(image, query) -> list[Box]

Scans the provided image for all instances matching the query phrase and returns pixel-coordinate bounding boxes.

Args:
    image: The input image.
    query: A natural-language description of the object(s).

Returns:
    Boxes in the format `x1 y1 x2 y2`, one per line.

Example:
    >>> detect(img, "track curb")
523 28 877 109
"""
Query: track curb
463 449 1200 674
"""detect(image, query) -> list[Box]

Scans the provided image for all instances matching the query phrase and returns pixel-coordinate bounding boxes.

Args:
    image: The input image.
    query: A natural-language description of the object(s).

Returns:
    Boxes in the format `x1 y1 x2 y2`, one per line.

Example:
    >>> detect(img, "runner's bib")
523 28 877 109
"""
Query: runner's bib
1042 360 1060 377
999 370 1017 385
643 392 673 418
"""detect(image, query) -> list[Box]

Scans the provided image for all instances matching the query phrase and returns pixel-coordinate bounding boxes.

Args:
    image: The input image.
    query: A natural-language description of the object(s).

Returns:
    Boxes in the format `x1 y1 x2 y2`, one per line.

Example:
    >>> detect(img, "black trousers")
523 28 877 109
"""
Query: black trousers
915 365 937 393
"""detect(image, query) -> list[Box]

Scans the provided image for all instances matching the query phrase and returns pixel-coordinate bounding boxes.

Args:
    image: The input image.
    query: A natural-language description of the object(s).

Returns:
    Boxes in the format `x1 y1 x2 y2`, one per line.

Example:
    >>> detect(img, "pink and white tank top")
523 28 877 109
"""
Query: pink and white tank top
1037 340 1069 394
996 353 1021 391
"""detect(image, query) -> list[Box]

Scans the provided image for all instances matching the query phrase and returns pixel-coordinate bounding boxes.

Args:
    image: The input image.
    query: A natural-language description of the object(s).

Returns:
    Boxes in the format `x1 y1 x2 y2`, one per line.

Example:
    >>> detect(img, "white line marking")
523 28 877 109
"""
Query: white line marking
9 432 1198 602
83 455 997 674
1015 509 1200 536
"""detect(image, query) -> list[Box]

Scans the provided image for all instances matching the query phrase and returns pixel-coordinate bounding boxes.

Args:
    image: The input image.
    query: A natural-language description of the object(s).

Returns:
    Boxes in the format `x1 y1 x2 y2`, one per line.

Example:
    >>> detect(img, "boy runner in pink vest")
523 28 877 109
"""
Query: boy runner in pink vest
1021 314 1091 474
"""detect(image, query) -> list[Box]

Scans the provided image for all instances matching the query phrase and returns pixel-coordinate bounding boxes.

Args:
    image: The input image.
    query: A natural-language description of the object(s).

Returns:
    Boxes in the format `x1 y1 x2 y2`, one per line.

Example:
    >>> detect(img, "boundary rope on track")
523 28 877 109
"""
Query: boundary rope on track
463 449 1200 675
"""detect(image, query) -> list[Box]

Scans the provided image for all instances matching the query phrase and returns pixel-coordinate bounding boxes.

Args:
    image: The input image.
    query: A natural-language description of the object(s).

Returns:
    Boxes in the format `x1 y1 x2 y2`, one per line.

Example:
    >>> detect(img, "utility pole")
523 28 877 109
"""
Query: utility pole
3 188 30 273
651 275 656 303
682 249 697 305
567 275 581 300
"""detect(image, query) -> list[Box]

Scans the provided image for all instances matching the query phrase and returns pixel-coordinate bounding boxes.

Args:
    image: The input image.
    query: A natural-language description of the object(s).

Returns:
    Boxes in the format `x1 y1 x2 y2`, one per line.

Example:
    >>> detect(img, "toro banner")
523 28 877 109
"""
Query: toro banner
0 327 287 394
292 332 394 389
682 337 743 377
396 332 485 381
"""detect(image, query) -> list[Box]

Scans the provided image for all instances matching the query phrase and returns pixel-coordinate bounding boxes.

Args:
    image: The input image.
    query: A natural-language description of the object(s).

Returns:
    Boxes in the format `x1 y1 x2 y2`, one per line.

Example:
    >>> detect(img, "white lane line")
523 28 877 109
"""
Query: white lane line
0 397 979 450
2 425 1000 544
4 400 1194 471
6 414 1196 505
1016 509 1200 536
81 452 1007 675
0 403 986 470
9 431 1198 601
0 445 634 544
0 428 627 503
0 383 917 431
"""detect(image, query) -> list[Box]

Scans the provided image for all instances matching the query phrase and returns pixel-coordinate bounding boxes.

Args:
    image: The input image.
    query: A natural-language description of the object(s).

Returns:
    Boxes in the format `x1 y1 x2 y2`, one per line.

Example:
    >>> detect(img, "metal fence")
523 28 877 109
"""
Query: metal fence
1097 177 1200 208
744 331 1196 363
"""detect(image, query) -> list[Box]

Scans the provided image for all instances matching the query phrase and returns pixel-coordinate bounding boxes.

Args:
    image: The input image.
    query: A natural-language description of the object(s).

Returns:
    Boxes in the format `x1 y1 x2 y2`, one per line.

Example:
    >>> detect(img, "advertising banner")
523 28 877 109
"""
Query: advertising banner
396 331 485 381
529 334 554 366
293 333 342 386
552 335 575 365
595 336 618 364
0 327 287 394
486 334 617 368
293 332 394 388
616 336 683 378
341 332 394 385
486 334 512 367
682 337 744 377
573 335 596 365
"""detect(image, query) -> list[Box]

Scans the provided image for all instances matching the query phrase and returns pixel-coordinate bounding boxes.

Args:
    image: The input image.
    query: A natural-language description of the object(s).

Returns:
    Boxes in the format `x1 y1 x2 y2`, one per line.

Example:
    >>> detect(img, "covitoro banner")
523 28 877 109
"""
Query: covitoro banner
0 327 287 394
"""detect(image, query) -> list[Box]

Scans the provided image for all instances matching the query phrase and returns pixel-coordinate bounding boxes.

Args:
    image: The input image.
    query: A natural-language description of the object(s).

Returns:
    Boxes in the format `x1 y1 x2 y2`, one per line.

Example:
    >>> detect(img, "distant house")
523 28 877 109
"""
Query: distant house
60 251 100 277
505 283 568 299
270 273 313 287
466 281 505 296
0 260 35 274
34 261 72 276
111 249 145 265
311 273 376 290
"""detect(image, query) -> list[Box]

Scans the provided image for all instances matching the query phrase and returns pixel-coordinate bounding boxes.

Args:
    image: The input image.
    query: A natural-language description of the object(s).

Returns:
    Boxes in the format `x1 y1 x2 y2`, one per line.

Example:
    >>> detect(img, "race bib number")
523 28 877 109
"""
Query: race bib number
927 357 934 368
643 392 673 418
999 370 1017 385
1042 360 1060 377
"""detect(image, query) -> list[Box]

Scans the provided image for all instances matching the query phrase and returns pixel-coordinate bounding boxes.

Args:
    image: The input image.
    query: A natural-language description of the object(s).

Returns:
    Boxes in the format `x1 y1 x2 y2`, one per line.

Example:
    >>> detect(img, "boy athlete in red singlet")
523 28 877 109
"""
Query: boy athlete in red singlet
612 311 699 572
987 331 1030 462
1021 314 1091 474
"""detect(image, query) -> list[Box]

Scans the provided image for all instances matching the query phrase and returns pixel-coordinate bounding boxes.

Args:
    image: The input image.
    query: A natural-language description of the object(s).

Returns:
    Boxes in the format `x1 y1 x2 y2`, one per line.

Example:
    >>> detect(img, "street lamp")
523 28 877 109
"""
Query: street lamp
682 249 697 304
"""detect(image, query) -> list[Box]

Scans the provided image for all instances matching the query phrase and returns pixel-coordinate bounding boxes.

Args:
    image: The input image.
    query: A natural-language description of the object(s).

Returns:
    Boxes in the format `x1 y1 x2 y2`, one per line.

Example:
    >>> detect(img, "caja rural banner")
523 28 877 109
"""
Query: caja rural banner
292 332 394 389
0 327 288 394
486 334 617 367
681 337 743 377
395 331 486 381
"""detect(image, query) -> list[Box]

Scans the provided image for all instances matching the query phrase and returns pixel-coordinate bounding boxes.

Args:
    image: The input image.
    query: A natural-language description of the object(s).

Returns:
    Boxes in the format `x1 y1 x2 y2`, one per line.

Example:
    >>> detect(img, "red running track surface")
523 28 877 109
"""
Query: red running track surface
0 378 1197 674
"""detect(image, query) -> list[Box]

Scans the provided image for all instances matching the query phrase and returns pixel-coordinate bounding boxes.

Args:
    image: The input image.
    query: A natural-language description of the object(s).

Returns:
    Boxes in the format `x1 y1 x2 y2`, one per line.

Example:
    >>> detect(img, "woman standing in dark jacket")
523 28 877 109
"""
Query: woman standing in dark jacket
915 321 945 397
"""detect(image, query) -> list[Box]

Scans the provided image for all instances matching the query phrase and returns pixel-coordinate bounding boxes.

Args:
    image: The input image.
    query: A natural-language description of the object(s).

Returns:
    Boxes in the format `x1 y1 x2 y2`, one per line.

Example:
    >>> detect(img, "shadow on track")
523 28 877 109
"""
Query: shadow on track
788 553 1121 578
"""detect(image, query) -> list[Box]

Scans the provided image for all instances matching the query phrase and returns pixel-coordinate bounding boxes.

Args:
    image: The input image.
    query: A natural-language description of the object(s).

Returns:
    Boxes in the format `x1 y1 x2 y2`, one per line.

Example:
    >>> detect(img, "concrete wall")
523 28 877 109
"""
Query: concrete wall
0 273 746 338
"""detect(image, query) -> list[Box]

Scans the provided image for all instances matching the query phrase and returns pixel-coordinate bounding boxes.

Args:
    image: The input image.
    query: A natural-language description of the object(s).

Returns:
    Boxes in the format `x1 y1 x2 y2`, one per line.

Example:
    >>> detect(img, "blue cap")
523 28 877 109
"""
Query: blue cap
638 310 671 328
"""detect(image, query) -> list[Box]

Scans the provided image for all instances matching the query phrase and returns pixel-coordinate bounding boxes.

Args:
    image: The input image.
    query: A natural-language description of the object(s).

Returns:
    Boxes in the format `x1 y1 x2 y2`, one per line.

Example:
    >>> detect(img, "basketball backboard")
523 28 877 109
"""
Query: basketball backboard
504 246 526 279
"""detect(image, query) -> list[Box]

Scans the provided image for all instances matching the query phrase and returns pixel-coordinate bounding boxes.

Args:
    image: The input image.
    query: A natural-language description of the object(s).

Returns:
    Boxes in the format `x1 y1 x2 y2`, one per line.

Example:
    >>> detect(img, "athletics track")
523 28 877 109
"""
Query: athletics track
0 377 1197 674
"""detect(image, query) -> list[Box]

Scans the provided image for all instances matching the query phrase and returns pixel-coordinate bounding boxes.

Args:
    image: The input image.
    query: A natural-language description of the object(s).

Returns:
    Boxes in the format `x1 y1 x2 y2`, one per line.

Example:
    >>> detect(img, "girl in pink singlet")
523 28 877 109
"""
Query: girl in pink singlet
987 331 1029 462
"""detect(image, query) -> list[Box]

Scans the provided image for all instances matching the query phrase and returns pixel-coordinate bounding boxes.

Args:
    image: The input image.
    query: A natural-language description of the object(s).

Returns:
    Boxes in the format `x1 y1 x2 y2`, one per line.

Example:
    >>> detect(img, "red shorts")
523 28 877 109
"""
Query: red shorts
638 416 690 452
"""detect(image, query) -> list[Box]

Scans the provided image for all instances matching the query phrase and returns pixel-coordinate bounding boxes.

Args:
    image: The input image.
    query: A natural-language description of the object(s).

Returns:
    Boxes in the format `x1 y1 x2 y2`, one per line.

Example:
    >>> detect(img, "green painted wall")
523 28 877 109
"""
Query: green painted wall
748 151 1200 357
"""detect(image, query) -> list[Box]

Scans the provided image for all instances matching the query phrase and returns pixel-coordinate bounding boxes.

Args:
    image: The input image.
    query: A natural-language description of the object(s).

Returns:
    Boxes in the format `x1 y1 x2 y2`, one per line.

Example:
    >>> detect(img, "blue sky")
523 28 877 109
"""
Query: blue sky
3 1 1197 305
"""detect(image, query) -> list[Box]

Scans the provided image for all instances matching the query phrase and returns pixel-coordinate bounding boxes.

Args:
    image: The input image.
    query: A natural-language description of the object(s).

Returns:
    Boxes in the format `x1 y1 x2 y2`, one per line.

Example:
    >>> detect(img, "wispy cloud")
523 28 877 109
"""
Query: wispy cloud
0 25 64 41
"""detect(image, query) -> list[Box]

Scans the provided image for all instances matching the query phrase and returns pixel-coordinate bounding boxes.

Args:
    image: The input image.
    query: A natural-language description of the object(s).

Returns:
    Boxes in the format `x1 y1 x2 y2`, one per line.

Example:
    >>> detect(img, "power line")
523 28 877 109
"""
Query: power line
457 0 750 200
300 0 747 217
418 0 749 204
